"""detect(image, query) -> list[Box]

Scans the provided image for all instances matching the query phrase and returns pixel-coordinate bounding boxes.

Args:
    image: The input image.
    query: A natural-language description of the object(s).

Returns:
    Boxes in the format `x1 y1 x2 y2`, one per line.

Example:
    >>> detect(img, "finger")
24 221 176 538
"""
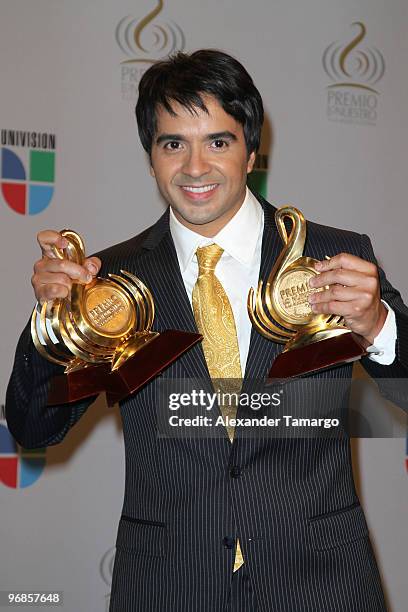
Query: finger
314 252 377 275
37 283 70 303
84 256 101 276
34 258 92 283
34 272 73 291
310 269 373 290
37 230 68 258
309 285 365 305
310 300 354 317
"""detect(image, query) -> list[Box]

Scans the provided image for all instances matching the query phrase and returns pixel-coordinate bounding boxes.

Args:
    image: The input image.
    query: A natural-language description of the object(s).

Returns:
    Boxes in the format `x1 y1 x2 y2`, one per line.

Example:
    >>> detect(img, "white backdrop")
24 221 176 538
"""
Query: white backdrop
1 1 407 610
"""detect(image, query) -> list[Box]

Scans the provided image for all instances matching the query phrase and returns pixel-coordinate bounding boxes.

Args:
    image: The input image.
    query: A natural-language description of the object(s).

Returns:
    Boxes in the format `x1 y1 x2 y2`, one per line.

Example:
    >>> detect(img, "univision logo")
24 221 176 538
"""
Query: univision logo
1 129 56 215
0 424 46 488
322 23 385 125
116 0 186 100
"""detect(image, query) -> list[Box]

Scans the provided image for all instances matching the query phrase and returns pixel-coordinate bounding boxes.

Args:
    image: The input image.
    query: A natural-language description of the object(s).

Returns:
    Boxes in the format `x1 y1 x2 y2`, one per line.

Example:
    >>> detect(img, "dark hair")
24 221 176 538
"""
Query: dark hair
136 49 264 156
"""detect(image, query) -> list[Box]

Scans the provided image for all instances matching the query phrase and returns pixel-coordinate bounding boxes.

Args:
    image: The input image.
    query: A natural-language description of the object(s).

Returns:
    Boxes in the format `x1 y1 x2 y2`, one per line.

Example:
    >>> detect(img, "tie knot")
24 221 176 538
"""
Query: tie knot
196 243 224 273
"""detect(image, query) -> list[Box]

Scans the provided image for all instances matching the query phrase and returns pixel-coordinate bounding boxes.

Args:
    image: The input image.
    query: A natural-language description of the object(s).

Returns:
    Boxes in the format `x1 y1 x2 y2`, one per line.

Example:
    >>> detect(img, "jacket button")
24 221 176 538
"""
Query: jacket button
230 466 242 478
223 536 235 549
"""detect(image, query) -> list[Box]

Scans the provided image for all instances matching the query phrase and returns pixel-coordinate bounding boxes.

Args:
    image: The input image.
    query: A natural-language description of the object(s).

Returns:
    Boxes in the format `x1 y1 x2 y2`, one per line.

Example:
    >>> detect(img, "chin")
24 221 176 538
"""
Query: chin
182 212 217 226
175 203 217 223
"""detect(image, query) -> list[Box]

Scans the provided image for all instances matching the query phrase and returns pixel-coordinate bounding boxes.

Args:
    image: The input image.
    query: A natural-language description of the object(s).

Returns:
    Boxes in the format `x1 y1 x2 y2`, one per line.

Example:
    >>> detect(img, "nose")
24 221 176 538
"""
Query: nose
181 145 211 179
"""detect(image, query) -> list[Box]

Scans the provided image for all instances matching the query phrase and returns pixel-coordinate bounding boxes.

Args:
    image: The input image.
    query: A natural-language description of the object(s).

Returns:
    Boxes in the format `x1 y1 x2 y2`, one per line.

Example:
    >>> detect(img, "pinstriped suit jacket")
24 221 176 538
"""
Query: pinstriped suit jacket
6 195 408 611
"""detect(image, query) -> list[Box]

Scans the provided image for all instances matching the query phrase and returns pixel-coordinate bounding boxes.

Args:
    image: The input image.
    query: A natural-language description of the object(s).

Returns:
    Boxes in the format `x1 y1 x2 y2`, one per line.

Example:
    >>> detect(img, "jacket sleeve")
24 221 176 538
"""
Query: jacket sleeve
359 233 408 411
5 317 94 449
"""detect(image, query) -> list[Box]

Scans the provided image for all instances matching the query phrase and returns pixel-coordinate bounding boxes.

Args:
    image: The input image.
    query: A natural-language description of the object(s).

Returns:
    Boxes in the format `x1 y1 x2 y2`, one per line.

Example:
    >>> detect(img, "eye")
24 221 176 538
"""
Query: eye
211 139 228 149
164 141 183 151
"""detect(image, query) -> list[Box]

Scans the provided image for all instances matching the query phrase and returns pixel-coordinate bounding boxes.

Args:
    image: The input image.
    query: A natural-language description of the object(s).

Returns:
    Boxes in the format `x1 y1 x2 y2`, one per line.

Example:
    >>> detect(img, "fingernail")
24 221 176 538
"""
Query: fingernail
60 238 69 248
308 293 315 303
309 277 315 287
315 261 323 270
86 263 98 275
85 273 92 283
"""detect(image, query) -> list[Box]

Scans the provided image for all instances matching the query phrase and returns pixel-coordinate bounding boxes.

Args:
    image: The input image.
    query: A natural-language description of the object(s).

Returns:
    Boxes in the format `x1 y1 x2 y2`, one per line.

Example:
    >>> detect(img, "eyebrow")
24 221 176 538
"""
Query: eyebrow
155 131 238 145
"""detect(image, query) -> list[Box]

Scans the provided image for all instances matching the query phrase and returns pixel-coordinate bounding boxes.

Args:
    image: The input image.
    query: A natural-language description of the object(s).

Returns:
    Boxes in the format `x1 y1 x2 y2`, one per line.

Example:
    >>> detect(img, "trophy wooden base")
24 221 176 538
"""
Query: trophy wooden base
268 331 370 380
47 330 202 406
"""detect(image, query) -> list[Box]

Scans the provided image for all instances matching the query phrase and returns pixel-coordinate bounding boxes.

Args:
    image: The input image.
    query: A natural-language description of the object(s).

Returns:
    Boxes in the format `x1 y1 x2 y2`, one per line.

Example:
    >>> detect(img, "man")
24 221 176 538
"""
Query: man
6 50 408 611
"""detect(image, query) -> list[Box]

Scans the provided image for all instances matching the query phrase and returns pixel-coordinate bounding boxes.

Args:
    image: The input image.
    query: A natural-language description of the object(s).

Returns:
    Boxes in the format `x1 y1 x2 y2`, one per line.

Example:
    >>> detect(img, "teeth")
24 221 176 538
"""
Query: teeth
181 184 217 193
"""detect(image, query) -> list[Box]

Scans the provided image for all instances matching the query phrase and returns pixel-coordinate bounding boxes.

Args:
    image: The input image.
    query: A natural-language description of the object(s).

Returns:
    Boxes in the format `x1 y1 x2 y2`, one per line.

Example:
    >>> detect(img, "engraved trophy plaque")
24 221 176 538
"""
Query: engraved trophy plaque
248 206 369 378
31 230 202 405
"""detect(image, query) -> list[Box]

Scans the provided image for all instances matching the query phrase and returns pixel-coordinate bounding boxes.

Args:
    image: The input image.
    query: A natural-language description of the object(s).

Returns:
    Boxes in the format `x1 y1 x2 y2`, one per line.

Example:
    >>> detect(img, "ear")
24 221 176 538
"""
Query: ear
246 151 256 174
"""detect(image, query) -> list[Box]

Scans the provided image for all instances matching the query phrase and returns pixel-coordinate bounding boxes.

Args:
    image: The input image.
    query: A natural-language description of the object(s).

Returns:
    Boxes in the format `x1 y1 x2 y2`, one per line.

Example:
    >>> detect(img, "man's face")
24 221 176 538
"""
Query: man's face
150 95 255 237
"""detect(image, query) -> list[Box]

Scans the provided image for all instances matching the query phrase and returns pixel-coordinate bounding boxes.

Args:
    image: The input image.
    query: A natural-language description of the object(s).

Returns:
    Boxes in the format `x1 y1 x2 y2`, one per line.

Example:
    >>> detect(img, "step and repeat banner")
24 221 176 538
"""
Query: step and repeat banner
1 1 407 610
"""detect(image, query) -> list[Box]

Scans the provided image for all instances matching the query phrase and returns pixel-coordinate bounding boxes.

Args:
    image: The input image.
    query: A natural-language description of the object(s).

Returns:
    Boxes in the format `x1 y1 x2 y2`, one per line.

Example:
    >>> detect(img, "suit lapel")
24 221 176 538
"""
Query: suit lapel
241 197 283 391
134 209 212 385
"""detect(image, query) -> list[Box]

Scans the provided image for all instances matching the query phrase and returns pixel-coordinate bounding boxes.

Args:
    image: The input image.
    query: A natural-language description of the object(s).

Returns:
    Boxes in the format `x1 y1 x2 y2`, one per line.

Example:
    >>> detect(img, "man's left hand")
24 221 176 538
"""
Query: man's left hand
308 253 387 344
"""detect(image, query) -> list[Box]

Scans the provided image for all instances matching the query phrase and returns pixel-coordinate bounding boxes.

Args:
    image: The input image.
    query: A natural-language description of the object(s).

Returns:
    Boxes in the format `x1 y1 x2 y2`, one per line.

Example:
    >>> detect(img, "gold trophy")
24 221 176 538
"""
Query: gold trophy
248 206 369 378
31 230 201 405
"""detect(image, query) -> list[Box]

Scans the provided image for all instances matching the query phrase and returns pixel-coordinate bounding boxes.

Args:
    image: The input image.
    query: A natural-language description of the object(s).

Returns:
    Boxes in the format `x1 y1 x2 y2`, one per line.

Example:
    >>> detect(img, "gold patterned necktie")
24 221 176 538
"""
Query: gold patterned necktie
192 243 244 572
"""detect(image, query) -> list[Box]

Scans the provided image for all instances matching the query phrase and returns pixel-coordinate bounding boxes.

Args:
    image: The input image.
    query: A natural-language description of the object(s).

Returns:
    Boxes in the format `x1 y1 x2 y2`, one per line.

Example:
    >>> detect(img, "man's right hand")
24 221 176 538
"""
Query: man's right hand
32 230 102 304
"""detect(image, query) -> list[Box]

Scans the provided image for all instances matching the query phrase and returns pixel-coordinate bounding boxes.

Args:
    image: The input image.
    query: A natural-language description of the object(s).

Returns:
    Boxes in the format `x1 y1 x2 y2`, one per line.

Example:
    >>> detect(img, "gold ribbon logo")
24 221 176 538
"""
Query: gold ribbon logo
323 22 385 93
115 1 186 64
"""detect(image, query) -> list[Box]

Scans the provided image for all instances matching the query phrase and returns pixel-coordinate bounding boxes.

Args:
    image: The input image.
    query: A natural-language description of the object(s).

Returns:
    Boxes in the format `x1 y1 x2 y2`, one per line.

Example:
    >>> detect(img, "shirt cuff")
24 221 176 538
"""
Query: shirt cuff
366 300 396 365
35 302 60 345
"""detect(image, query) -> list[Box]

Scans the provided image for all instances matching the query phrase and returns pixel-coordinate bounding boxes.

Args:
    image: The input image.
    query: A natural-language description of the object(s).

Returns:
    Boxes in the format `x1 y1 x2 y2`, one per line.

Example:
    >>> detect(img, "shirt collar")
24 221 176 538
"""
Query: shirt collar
169 187 263 273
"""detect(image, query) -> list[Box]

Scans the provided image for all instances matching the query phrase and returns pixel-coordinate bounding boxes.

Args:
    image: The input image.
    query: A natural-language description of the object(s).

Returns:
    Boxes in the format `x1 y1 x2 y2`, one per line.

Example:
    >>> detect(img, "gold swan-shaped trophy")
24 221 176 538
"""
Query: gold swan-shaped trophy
248 206 368 378
31 230 201 404
31 230 158 373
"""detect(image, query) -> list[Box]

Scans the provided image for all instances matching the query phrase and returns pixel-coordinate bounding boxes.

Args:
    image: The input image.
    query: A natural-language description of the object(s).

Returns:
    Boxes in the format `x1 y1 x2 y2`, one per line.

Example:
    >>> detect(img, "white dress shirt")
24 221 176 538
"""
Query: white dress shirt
37 187 397 367
169 187 397 369
170 187 263 373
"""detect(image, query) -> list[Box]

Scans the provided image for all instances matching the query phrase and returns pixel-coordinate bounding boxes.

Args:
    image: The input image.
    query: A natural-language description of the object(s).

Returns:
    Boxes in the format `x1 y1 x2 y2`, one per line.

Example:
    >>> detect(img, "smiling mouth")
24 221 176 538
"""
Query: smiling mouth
180 184 218 194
